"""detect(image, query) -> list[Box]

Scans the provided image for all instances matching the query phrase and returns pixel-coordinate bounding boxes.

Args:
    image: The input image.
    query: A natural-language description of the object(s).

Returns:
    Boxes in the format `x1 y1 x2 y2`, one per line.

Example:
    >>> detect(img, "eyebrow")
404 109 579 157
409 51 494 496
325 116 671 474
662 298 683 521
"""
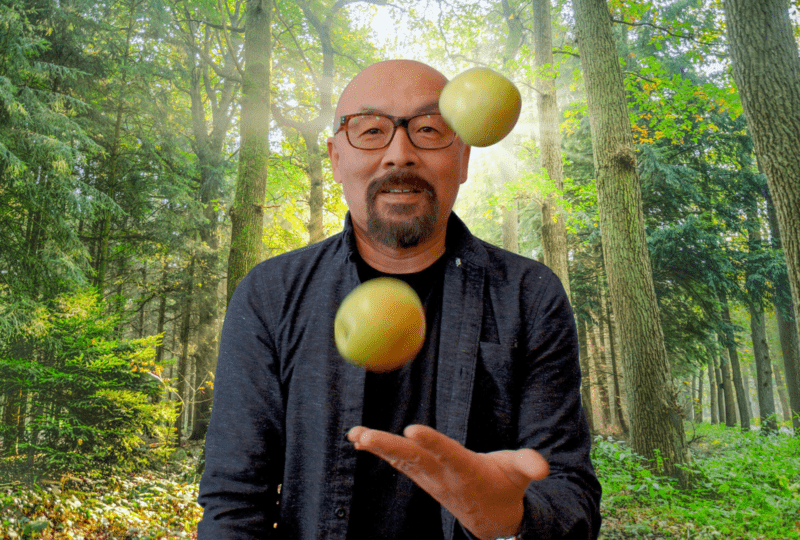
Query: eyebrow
357 102 441 116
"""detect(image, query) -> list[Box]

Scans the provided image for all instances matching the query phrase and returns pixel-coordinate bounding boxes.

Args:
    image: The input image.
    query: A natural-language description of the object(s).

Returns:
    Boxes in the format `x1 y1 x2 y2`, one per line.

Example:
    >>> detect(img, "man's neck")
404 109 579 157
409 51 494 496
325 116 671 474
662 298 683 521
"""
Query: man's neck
353 227 447 274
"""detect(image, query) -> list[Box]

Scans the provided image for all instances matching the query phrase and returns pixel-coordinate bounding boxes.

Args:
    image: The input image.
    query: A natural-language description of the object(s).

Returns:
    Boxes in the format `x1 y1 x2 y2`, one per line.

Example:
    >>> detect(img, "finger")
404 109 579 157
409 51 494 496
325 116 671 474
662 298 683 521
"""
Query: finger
490 449 550 490
348 427 434 470
516 448 550 481
346 426 368 443
403 424 473 465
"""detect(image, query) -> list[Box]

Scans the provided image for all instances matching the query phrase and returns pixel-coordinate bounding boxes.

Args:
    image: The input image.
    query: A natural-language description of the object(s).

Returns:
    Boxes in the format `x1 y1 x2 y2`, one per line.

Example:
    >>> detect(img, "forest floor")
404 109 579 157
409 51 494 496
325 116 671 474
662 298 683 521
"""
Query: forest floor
0 423 798 539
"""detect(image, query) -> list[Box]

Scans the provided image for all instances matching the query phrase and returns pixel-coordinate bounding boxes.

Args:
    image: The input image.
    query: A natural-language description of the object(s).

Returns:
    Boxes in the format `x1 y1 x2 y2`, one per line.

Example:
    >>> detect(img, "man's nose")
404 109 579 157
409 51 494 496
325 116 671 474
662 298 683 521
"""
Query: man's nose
381 126 419 168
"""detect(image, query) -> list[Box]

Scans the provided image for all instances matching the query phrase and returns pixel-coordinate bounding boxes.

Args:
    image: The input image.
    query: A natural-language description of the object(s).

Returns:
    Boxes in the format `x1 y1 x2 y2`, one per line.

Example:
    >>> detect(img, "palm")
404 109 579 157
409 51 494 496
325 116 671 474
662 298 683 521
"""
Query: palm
348 424 549 540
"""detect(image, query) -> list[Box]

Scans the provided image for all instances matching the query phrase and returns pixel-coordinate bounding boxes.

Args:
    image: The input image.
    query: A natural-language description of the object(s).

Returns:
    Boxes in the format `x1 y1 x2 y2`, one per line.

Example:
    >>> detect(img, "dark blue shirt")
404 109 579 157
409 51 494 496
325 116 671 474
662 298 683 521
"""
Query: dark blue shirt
197 213 602 540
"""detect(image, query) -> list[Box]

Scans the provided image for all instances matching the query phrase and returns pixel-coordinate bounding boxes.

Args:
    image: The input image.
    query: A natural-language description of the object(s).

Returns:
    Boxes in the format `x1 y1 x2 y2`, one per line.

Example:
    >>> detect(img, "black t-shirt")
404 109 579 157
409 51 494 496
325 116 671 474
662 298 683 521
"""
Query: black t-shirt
346 255 447 540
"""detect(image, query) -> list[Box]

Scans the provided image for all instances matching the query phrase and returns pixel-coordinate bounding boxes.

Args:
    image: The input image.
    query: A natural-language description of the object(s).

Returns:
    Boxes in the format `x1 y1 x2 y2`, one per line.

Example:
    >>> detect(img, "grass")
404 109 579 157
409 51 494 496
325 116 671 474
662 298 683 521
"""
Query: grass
594 422 800 539
1 423 799 538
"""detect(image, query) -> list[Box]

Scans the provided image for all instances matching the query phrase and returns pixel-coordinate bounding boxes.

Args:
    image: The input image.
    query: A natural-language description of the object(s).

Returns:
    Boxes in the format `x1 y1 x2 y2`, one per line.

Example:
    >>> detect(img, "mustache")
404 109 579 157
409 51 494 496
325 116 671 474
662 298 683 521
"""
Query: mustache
366 171 435 200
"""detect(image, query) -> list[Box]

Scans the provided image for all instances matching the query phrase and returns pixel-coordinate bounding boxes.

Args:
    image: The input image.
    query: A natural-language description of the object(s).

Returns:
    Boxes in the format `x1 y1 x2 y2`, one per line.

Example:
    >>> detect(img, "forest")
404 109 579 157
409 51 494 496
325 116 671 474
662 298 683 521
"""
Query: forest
1 0 799 537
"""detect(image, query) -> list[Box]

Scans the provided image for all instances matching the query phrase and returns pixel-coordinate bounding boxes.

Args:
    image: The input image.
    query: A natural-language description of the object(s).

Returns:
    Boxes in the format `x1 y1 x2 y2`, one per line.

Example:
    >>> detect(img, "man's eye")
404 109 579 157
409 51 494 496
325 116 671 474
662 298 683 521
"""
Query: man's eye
415 125 443 137
362 127 385 135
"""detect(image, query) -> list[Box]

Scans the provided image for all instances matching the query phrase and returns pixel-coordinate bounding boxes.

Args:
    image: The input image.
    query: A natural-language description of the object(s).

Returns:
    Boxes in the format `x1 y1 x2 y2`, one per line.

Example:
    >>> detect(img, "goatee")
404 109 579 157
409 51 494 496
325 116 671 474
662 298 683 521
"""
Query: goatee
366 171 438 249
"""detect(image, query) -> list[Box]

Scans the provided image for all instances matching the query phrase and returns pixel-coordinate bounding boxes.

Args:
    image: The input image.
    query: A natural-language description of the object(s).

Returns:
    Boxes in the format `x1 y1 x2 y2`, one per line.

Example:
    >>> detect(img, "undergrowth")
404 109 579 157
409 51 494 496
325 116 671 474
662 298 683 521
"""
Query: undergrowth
594 422 800 539
1 423 799 538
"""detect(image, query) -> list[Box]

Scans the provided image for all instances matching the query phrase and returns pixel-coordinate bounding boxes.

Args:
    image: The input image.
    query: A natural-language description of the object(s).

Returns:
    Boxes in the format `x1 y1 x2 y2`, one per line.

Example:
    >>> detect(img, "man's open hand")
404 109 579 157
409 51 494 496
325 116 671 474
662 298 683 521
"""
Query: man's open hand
347 424 549 540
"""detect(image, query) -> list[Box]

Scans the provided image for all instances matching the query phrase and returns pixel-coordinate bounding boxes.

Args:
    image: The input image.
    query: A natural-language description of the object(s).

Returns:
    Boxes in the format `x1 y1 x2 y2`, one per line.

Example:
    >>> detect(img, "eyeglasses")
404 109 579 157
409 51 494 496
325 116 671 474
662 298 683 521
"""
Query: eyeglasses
335 113 456 150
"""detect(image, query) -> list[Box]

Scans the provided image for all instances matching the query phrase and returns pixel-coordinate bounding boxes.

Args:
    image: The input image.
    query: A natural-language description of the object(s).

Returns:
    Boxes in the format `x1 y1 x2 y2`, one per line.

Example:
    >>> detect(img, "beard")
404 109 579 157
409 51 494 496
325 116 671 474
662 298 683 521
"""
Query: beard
365 171 439 249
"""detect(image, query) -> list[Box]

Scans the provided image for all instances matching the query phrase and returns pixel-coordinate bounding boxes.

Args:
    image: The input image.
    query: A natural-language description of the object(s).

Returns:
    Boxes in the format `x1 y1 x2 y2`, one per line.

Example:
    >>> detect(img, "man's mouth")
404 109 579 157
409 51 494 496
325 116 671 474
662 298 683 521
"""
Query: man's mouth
367 171 435 202
381 187 422 194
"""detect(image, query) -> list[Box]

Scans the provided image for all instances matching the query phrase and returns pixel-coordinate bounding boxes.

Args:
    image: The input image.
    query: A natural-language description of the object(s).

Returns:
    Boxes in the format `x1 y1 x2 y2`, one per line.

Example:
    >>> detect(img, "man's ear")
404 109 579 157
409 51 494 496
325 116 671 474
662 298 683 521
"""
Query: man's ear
327 137 342 184
459 144 471 185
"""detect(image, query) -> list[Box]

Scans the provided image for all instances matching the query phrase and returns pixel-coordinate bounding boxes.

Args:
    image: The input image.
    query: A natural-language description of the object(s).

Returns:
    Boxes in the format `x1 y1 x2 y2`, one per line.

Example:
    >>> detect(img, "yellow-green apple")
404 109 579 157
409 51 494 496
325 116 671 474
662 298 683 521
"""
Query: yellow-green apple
334 278 426 372
439 67 521 147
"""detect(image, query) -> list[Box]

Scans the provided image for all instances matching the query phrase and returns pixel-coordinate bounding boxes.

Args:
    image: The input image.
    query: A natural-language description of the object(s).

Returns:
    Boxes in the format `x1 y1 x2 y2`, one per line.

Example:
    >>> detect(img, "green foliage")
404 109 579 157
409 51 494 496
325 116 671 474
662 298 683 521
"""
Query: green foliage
0 289 177 480
0 446 203 538
594 423 800 538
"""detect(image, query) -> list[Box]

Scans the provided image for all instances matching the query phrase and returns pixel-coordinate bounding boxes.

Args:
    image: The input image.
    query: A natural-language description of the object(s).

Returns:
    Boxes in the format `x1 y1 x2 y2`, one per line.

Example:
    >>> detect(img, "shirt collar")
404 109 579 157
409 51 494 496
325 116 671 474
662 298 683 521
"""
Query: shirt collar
339 211 487 268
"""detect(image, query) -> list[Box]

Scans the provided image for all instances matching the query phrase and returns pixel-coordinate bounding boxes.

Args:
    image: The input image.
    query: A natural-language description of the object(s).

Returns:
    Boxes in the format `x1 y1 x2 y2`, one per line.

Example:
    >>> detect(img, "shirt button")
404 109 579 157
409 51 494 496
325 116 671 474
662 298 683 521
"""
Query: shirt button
335 507 346 518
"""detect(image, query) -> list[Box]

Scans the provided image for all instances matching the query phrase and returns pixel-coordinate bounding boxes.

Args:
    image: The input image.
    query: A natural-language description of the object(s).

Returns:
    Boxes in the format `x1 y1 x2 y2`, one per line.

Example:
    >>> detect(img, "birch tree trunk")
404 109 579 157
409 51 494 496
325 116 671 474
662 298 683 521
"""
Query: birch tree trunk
573 0 688 480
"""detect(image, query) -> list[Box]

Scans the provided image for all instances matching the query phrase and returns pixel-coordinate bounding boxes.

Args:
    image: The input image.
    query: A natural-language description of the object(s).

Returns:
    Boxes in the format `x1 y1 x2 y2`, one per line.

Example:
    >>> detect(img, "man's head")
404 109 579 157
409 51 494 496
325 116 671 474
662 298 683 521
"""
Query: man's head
327 60 470 263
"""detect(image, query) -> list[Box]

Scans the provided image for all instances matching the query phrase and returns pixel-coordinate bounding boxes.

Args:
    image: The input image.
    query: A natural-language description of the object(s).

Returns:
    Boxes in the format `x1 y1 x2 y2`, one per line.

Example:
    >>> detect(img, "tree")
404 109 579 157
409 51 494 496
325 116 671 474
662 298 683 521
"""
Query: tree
722 0 800 383
227 0 271 304
0 0 102 300
168 0 244 442
572 0 689 480
270 0 381 246
765 190 800 432
532 0 571 298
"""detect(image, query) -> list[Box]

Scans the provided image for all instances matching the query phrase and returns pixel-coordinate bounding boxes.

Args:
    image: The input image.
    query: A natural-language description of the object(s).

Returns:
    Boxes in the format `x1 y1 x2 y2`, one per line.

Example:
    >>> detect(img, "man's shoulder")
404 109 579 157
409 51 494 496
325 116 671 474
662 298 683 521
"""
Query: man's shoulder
232 231 351 304
448 214 561 292
250 231 347 274
464 235 556 282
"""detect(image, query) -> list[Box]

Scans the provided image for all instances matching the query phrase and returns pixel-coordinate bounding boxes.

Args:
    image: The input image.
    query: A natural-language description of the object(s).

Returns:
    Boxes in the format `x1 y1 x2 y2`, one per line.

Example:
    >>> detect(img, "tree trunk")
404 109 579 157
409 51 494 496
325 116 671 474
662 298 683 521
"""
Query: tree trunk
573 0 688 481
606 281 628 433
95 210 112 296
590 320 611 428
183 14 241 442
695 372 704 423
598 286 619 429
718 296 751 430
723 0 800 375
96 4 136 298
742 367 754 417
154 264 168 366
303 133 326 244
577 319 595 433
745 202 778 433
227 0 271 304
774 368 791 423
708 360 718 424
138 266 147 339
765 189 800 433
175 257 196 446
533 0 570 298
712 350 725 424
750 306 778 432
775 303 800 432
718 347 738 427
501 204 519 255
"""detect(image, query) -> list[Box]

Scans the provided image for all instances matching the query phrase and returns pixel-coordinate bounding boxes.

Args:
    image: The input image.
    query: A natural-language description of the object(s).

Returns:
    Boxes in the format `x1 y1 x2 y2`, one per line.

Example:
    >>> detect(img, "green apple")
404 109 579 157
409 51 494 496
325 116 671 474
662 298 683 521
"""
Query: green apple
439 67 522 147
334 277 426 372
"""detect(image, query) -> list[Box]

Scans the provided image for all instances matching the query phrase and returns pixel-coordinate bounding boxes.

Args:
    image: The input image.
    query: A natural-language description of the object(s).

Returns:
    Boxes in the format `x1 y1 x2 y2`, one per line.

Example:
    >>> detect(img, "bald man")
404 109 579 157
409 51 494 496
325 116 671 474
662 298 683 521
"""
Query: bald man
197 60 601 540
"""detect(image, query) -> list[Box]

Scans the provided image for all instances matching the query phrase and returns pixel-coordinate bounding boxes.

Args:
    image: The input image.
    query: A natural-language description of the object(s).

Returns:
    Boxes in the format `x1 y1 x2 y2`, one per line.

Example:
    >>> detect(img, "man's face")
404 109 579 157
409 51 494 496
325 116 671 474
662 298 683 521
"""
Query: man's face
327 61 470 250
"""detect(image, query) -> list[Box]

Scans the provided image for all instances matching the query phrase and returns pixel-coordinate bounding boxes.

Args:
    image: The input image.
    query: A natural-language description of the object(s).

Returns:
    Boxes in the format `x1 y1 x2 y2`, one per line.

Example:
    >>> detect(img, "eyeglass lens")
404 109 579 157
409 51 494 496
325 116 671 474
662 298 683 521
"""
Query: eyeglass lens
346 114 454 149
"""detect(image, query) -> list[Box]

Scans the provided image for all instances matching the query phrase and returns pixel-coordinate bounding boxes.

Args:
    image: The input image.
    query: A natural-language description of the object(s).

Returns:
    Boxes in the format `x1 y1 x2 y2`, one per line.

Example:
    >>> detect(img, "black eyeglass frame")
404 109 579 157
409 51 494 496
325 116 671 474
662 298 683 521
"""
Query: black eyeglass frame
334 112 457 150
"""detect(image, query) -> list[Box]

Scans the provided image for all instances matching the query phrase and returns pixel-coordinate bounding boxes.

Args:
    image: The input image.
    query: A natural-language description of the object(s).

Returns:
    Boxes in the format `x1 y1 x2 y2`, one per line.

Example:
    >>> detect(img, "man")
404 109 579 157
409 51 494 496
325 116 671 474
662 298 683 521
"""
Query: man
198 59 601 540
